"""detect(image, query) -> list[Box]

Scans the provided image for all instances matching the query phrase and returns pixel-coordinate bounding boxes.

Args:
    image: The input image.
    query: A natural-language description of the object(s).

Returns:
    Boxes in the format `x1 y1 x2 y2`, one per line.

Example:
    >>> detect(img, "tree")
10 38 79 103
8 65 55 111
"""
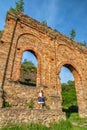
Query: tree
79 40 87 47
41 20 47 26
70 29 76 40
61 80 77 108
21 60 36 73
83 40 86 46
20 60 37 86
15 0 24 13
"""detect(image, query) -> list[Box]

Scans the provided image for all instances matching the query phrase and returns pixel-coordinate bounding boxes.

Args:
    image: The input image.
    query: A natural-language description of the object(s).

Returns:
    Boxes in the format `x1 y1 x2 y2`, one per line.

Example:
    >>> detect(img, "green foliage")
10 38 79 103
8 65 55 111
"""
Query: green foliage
21 59 37 74
41 20 47 26
68 113 87 129
25 123 49 130
50 120 73 130
9 0 24 14
0 123 49 130
19 60 37 86
28 99 34 108
70 29 76 40
83 40 86 46
50 119 87 130
1 118 87 130
4 101 11 107
69 113 86 124
9 8 19 15
0 124 21 130
62 81 77 108
15 0 24 12
79 40 87 47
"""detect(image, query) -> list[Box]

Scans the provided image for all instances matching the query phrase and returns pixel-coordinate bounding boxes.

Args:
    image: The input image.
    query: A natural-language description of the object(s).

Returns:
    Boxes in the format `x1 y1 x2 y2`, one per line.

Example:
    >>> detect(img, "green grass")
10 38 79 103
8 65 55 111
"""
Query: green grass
68 113 87 128
0 115 87 130
0 123 49 130
50 120 73 130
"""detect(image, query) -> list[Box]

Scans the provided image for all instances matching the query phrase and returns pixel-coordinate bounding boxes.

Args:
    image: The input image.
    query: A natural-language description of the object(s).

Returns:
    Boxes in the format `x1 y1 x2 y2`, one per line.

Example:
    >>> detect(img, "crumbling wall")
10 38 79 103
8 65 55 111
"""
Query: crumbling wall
0 11 87 119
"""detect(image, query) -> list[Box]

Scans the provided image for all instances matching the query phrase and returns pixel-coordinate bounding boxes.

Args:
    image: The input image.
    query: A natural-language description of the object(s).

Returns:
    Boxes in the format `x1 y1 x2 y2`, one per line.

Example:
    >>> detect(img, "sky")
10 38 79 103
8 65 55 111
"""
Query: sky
0 0 87 83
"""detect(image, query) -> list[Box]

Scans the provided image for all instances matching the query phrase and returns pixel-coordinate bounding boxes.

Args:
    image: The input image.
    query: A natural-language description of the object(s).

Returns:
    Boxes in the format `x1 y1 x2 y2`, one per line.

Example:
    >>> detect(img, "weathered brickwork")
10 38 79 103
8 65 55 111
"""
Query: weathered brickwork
0 11 87 125
0 108 66 128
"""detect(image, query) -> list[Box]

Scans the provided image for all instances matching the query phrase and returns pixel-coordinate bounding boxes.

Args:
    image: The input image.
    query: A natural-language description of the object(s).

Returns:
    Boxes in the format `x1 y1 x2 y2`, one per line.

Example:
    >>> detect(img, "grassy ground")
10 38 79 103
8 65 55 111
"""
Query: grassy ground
68 113 87 129
0 113 87 130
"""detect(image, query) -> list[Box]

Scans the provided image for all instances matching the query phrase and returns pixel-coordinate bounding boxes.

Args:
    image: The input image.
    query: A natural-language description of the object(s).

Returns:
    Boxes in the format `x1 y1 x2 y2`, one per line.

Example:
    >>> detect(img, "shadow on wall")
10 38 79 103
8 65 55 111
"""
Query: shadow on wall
19 78 36 86
62 105 78 118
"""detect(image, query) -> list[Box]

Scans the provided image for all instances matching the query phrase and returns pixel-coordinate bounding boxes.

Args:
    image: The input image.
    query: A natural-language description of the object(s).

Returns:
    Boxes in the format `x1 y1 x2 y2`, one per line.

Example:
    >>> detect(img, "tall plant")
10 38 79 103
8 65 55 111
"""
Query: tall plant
15 0 24 12
70 29 76 40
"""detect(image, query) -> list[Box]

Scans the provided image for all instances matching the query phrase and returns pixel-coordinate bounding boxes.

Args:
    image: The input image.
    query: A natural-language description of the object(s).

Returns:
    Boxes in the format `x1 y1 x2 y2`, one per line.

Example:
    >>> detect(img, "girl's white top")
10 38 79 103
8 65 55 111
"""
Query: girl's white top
39 92 43 97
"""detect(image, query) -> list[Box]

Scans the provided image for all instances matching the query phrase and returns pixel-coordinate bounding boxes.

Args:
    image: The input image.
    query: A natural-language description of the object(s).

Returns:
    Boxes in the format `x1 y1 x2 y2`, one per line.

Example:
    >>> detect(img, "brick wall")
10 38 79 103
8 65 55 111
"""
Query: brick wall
0 108 66 128
0 11 87 121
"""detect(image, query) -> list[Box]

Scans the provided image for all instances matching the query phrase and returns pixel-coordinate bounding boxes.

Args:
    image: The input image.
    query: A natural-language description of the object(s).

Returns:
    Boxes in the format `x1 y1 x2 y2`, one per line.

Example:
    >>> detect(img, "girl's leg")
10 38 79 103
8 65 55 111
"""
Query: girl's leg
40 103 43 109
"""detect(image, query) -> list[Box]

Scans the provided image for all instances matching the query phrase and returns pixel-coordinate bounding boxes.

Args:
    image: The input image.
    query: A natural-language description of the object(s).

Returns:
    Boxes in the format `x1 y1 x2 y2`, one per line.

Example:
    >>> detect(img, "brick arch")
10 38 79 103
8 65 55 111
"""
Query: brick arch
16 33 42 44
57 61 82 82
20 47 42 87
20 46 41 62
58 43 78 54
57 60 84 114
12 33 42 87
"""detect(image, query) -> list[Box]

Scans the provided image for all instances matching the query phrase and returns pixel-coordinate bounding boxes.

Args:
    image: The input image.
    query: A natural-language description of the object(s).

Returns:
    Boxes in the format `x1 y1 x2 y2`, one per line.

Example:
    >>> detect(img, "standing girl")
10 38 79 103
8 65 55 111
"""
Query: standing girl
38 90 45 109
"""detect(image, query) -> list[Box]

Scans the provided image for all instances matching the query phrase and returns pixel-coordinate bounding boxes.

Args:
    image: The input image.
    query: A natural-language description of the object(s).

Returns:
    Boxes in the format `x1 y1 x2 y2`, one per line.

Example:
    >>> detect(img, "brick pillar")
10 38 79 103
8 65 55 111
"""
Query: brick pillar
80 82 87 118
76 81 87 118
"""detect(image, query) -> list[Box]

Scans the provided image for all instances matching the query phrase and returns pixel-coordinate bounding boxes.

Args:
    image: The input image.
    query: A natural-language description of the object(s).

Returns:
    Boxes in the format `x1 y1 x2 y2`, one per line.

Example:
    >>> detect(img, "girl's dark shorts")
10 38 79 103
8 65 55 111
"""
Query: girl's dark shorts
38 97 45 103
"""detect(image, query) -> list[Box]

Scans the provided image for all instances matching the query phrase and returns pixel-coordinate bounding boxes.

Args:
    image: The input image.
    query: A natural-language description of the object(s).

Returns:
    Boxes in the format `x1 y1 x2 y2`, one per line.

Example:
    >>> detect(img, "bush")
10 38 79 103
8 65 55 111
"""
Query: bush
4 101 11 107
28 99 34 108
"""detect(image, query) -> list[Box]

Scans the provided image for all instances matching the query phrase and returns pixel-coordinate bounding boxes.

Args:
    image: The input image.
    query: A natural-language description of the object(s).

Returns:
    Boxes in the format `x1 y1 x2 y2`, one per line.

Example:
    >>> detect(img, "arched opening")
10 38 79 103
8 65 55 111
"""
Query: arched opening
19 50 38 86
59 65 78 117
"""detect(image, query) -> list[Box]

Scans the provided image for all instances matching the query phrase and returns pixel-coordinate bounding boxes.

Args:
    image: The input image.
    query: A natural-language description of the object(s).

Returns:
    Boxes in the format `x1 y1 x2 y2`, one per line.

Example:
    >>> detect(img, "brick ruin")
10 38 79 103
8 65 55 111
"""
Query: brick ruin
0 11 87 125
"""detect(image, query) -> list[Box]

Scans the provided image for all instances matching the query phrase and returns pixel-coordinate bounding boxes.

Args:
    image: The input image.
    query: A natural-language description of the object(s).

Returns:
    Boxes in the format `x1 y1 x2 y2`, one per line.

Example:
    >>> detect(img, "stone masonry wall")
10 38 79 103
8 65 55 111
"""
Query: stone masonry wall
4 81 62 110
0 11 87 126
0 108 66 128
